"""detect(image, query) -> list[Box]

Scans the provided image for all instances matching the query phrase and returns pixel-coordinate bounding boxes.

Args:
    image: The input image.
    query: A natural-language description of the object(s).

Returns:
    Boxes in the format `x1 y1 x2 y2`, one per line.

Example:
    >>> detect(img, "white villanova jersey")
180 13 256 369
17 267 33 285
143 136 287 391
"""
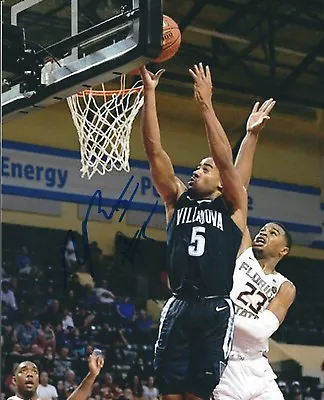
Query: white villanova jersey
230 247 288 355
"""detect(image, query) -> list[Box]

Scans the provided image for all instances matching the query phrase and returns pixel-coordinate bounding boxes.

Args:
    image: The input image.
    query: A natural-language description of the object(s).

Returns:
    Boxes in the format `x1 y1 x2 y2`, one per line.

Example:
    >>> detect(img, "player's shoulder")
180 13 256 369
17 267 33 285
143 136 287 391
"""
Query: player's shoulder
236 246 254 262
275 271 294 287
275 278 296 300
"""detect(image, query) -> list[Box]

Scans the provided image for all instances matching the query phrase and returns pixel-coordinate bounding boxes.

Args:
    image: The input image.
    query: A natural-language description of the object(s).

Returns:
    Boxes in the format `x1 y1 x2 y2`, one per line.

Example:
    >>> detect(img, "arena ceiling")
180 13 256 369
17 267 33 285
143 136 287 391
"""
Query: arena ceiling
2 0 324 145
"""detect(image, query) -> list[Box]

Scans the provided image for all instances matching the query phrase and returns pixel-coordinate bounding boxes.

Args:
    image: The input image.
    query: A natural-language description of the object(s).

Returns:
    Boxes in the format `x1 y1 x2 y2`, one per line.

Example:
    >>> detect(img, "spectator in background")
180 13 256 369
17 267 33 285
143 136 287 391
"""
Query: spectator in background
37 371 58 400
56 381 67 400
2 281 18 312
15 246 32 274
83 285 100 306
10 343 23 356
95 280 116 305
40 300 62 328
76 263 94 289
39 324 56 353
129 358 148 381
4 363 18 396
142 377 159 400
64 240 77 269
13 317 38 352
121 388 134 400
62 309 74 331
74 307 95 332
134 310 157 344
69 275 86 302
101 373 116 394
53 347 72 380
64 370 78 395
127 375 143 399
116 297 136 328
304 387 316 400
22 343 44 358
41 346 55 373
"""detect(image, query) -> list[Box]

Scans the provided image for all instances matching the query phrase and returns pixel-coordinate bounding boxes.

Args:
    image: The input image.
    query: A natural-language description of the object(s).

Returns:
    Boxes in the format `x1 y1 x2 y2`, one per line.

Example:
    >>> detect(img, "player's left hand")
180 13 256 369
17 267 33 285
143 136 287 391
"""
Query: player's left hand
246 98 276 135
189 63 213 106
88 349 104 377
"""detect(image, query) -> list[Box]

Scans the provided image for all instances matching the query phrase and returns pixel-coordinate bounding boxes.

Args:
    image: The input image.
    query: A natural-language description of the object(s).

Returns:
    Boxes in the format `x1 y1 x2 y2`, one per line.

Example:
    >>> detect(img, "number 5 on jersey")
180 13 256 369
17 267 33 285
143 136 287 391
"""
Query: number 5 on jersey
188 226 206 256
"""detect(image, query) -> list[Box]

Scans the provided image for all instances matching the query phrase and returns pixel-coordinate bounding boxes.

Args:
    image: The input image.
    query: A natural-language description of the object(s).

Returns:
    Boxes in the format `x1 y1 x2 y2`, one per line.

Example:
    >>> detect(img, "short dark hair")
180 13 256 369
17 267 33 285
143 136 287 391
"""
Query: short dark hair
273 222 293 251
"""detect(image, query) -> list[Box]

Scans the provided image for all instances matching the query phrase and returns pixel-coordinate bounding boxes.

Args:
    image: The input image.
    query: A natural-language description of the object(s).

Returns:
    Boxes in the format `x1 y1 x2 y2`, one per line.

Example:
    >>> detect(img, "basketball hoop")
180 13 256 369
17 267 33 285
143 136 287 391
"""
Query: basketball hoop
67 74 144 179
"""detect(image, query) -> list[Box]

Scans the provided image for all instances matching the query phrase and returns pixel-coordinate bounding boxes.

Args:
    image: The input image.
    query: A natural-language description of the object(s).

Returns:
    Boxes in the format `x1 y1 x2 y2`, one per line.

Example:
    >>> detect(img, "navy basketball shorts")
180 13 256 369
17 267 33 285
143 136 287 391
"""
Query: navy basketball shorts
154 296 234 400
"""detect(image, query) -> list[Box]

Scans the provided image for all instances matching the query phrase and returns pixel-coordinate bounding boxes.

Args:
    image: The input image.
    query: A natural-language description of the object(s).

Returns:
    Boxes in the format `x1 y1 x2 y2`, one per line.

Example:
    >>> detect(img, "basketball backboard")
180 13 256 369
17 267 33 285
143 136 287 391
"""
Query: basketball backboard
2 0 163 121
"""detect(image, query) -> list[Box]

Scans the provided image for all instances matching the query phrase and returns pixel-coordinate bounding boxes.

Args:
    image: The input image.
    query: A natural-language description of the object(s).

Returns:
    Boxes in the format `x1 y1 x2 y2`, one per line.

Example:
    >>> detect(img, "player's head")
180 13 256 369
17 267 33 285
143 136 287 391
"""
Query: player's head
188 157 221 197
14 361 39 398
253 222 292 260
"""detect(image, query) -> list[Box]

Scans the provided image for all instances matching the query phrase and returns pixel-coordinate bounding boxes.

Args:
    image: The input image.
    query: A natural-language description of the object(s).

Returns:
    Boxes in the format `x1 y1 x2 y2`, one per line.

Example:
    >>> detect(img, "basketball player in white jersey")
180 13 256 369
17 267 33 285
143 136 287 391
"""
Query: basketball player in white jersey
7 350 104 400
213 101 296 400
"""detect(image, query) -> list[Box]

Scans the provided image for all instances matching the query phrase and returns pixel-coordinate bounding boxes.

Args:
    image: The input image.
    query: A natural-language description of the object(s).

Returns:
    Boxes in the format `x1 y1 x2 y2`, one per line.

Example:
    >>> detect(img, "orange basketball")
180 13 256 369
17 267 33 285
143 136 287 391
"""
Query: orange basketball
153 15 181 64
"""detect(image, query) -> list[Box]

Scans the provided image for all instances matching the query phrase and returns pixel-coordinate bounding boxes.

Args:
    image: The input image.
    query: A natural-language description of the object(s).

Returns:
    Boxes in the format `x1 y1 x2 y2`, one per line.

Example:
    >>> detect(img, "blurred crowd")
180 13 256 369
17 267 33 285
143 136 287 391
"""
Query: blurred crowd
2 239 324 400
2 242 160 400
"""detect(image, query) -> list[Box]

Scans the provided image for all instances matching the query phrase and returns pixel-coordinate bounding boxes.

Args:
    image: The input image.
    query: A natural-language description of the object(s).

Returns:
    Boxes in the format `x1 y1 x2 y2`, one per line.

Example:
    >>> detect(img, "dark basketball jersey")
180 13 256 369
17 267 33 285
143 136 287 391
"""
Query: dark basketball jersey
166 191 243 297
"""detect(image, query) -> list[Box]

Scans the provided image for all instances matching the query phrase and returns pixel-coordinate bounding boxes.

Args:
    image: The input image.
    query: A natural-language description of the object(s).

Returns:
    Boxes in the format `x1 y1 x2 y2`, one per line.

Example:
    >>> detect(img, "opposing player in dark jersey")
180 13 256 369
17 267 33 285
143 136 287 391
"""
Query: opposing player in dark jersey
7 350 104 400
140 63 251 400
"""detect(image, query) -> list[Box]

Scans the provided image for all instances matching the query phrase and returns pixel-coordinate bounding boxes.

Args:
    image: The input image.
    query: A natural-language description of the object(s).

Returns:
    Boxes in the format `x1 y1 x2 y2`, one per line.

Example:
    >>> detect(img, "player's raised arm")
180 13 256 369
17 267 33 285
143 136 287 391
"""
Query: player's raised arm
189 63 246 228
140 66 186 208
67 351 104 400
235 99 276 189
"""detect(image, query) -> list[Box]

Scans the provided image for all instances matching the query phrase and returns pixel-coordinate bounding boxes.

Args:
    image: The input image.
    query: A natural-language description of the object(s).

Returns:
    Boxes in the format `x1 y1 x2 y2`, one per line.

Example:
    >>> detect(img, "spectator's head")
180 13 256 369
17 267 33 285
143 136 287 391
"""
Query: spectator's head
139 310 147 319
2 281 10 293
60 347 69 359
30 344 43 355
132 375 139 385
56 381 65 392
13 361 39 398
12 343 22 354
22 246 28 255
123 388 134 400
147 377 154 388
65 370 76 383
39 371 49 386
103 373 113 385
23 318 32 328
44 346 54 358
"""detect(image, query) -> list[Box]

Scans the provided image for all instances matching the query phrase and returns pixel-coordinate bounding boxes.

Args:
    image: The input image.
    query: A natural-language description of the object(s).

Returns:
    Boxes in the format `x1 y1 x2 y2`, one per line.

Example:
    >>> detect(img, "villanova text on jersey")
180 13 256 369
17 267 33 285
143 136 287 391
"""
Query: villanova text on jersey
167 192 242 298
176 206 224 230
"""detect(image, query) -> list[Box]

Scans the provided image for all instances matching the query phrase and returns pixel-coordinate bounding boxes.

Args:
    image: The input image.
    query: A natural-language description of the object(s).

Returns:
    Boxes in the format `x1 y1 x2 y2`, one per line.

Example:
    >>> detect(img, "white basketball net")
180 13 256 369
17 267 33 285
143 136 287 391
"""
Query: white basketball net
67 75 144 179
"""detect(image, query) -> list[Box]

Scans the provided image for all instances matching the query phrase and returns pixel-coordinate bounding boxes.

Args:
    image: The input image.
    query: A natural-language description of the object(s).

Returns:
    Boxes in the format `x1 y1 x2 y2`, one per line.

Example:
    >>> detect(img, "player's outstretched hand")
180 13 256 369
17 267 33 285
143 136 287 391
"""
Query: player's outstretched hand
88 349 104 377
189 62 213 106
140 66 165 90
246 98 276 135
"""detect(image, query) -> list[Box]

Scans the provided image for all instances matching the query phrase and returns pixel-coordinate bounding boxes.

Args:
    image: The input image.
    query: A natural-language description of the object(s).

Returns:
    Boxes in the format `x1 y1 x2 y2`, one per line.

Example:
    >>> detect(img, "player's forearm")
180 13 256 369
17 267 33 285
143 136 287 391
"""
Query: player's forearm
141 89 163 157
234 132 259 189
199 101 233 169
234 309 279 342
66 372 97 400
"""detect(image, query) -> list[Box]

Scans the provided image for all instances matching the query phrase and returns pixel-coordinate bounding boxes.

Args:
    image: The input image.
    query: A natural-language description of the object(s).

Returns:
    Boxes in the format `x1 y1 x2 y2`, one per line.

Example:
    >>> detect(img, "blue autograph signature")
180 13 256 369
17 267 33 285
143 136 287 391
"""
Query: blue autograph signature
62 176 159 289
